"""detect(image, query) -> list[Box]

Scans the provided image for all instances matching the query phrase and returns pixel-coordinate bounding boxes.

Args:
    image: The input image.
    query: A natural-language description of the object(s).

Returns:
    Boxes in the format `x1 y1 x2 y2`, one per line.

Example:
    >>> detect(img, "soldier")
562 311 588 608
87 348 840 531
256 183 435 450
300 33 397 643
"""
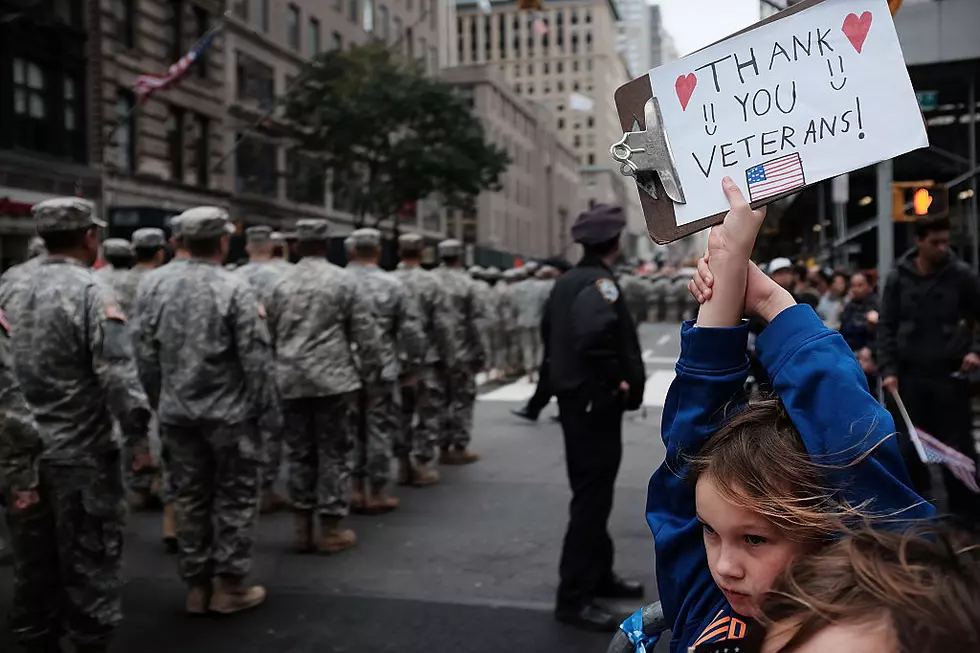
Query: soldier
480 266 504 380
10 197 152 653
434 239 485 465
503 267 527 377
270 231 292 268
0 236 47 315
392 234 456 485
135 206 279 614
93 238 134 304
236 225 291 513
346 228 425 512
513 265 544 380
468 265 495 379
265 219 381 553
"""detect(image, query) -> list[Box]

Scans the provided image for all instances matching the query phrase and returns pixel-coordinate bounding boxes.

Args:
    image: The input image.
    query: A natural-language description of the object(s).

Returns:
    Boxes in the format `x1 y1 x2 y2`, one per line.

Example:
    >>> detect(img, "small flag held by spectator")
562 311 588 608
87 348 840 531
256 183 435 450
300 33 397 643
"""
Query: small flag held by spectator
532 16 549 36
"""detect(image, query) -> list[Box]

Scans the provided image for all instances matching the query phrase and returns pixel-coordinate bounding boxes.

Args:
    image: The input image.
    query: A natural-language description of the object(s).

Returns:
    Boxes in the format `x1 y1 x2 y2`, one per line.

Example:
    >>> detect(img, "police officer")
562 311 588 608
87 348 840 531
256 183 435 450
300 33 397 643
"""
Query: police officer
544 204 646 632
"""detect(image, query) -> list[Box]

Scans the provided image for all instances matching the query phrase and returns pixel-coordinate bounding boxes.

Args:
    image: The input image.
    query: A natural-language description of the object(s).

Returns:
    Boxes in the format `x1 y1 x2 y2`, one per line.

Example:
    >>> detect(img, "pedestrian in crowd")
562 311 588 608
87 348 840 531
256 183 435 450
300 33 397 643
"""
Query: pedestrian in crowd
513 263 544 380
794 264 820 308
512 263 565 423
468 265 496 377
434 239 485 465
501 267 526 377
236 225 292 514
879 216 980 521
265 219 381 555
392 233 456 486
815 269 847 330
93 238 135 308
0 236 46 315
544 204 646 631
9 197 153 653
346 227 425 513
135 206 279 614
627 178 929 653
478 266 505 381
839 271 881 383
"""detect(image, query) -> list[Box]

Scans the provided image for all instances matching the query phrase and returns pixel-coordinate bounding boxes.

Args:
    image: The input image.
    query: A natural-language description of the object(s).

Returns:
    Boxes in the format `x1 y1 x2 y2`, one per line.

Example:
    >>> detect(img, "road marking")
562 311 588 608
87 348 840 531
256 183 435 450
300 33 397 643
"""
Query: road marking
642 351 678 366
479 370 675 407
656 333 671 346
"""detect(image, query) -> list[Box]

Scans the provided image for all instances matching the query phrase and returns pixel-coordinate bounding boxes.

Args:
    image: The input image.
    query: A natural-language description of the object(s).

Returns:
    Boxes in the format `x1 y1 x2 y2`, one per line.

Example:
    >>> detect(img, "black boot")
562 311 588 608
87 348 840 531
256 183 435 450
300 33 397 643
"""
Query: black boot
554 602 622 632
511 407 538 422
596 573 645 599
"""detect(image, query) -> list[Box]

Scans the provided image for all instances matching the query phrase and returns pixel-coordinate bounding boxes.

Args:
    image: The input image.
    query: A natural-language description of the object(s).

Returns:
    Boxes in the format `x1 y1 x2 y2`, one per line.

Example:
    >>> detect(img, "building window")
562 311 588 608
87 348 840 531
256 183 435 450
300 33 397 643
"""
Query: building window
571 33 578 54
287 4 300 49
587 153 594 165
573 135 580 147
469 18 477 62
195 7 210 78
308 17 320 55
114 0 135 48
392 18 401 46
587 116 593 128
165 0 183 63
63 76 77 133
12 59 46 121
253 0 269 31
557 118 564 129
116 88 136 173
348 0 358 23
232 0 247 19
166 106 185 182
193 113 210 188
235 52 275 110
572 60 578 72
363 0 374 31
406 26 414 57
514 64 520 77
380 5 389 41
543 62 549 74
557 61 563 73
557 80 563 92
585 31 592 52
570 8 578 24
54 0 82 25
584 9 591 23
498 14 506 55
286 150 326 205
332 31 342 50
235 135 278 197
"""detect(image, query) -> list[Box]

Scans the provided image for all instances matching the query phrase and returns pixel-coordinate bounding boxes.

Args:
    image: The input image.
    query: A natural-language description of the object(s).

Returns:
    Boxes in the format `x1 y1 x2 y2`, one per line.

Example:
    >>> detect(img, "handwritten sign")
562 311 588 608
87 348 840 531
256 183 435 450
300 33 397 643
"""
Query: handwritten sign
648 0 927 227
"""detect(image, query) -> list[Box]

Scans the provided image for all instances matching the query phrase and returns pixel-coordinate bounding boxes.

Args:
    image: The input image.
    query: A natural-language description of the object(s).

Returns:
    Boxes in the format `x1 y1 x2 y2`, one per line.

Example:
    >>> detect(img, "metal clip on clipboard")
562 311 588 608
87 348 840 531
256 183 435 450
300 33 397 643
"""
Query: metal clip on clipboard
610 97 686 206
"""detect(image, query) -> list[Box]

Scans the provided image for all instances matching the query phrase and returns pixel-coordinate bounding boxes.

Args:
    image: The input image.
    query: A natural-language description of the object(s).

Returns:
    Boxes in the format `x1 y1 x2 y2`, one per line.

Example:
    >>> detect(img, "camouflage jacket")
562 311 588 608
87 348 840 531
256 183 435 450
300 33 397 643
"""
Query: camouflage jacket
434 266 486 369
135 258 282 433
393 264 457 367
265 258 382 399
94 265 147 319
0 256 44 316
346 262 425 382
236 259 290 305
0 314 42 490
11 257 150 465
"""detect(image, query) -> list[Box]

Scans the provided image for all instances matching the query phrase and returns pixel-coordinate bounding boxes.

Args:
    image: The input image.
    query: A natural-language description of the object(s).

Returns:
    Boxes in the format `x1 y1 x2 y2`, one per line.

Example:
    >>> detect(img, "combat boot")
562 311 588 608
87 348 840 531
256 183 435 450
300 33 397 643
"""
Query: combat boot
293 510 315 553
186 581 211 615
316 516 357 554
438 446 458 465
397 455 413 486
162 503 178 554
363 484 400 515
411 465 440 487
350 478 366 512
260 489 290 514
453 447 481 464
209 576 267 614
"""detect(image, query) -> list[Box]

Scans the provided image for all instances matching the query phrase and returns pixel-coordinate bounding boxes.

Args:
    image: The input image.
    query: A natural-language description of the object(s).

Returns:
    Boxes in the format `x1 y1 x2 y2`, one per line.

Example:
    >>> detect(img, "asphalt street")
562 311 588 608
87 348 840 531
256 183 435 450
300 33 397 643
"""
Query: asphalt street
0 323 681 653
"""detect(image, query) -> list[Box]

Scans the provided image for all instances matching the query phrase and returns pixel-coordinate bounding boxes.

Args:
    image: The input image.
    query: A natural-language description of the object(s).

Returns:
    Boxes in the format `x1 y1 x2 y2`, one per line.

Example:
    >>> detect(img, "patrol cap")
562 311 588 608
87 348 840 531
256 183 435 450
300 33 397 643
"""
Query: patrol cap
524 260 540 273
132 227 167 249
102 238 132 258
468 265 485 277
167 214 184 238
270 231 286 244
571 204 625 245
246 225 273 244
33 197 106 233
296 219 330 242
398 233 424 253
344 236 354 252
438 238 462 258
176 206 235 241
351 227 382 248
27 236 47 258
485 266 501 278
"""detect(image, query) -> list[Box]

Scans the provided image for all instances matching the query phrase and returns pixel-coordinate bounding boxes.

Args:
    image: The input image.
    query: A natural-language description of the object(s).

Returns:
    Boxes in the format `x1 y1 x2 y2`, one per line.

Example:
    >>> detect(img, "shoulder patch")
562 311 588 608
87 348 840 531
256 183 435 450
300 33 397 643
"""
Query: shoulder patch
104 299 127 322
0 308 10 335
595 278 619 304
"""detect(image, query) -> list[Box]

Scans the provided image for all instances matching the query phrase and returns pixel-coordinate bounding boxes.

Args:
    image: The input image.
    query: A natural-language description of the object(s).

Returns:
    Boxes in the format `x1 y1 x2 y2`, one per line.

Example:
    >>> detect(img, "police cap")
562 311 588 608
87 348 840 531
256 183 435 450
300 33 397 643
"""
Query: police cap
571 204 625 245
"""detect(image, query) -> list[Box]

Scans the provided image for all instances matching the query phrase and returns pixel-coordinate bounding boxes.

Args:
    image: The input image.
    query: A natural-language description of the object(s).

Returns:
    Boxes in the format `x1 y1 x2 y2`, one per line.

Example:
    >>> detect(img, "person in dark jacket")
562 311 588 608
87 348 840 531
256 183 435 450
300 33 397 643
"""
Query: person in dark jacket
543 204 646 632
839 271 879 353
879 216 980 521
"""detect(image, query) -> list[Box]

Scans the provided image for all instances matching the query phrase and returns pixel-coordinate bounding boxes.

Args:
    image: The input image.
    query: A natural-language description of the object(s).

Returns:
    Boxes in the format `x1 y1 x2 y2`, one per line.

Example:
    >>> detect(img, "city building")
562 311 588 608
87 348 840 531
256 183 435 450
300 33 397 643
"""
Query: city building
0 0 100 268
648 3 677 69
443 64 579 264
760 0 804 19
615 0 650 78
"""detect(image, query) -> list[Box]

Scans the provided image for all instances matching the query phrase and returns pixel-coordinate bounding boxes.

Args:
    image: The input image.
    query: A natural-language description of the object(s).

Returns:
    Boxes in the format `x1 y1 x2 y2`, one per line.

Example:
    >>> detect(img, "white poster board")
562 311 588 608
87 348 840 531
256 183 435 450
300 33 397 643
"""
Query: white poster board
648 0 927 227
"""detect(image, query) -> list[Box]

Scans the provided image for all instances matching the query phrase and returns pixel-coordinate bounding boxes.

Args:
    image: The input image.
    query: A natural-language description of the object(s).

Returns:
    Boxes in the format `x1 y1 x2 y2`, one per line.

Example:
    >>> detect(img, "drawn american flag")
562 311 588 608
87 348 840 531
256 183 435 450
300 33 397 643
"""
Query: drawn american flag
745 153 805 203
912 427 980 494
133 25 221 99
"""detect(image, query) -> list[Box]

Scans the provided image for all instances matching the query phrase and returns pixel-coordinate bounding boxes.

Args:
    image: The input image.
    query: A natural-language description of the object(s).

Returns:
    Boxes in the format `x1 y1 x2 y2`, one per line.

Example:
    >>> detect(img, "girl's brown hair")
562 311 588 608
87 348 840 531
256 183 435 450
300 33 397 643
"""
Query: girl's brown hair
687 399 880 543
760 523 980 652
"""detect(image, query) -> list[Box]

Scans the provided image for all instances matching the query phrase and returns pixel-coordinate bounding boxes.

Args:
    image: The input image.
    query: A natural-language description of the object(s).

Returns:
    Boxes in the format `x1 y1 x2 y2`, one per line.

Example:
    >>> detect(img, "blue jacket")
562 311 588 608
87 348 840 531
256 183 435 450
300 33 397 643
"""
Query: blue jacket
646 305 934 653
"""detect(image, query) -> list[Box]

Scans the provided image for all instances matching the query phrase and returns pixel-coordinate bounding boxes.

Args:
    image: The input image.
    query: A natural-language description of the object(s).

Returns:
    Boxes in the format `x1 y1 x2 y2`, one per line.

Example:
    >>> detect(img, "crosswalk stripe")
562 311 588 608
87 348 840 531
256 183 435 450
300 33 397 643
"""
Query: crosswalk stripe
478 370 675 408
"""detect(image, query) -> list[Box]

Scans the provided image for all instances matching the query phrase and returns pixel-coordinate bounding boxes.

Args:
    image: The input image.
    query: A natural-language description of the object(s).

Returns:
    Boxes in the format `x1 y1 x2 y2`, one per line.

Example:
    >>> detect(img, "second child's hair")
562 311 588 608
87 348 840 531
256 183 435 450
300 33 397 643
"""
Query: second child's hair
687 400 879 543
760 522 980 653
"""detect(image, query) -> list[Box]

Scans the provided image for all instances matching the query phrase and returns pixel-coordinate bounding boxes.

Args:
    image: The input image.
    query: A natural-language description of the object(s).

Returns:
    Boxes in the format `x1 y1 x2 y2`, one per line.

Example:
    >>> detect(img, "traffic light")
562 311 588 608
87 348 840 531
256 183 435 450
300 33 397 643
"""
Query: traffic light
892 181 948 222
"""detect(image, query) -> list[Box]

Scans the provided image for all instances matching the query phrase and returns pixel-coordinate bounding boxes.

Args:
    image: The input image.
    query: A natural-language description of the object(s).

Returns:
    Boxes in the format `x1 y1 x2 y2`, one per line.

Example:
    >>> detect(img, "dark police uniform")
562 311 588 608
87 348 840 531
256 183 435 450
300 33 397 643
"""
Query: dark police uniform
543 204 646 632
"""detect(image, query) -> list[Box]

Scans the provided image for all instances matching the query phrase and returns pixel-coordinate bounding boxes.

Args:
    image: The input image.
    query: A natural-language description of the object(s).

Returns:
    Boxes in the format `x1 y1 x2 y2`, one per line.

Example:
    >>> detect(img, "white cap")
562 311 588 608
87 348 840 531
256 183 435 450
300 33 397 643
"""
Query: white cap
768 257 793 275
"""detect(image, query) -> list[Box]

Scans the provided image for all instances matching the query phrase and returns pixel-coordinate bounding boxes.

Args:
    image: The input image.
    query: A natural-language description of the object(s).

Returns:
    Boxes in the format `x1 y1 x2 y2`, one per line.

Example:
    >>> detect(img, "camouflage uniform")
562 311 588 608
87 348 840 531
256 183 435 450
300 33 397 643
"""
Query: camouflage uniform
236 225 291 496
347 229 425 495
0 255 44 317
134 207 281 588
501 269 527 375
434 240 486 457
9 198 151 652
264 220 381 520
393 235 457 471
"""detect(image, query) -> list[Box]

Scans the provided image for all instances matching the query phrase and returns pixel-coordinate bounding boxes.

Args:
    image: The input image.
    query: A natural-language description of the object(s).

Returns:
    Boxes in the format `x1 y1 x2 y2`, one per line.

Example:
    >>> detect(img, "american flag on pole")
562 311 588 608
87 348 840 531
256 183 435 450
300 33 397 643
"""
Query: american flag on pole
745 153 806 203
133 24 221 99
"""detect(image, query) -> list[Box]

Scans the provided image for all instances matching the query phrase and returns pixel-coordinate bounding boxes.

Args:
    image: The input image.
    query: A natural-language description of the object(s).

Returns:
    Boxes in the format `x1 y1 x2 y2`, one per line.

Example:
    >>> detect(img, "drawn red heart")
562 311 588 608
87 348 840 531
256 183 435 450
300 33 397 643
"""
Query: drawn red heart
842 11 872 54
675 73 697 111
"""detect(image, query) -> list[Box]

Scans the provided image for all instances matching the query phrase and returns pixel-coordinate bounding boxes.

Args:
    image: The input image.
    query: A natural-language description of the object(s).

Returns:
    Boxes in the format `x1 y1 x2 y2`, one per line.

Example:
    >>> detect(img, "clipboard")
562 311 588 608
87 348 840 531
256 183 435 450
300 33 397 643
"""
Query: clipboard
613 0 830 244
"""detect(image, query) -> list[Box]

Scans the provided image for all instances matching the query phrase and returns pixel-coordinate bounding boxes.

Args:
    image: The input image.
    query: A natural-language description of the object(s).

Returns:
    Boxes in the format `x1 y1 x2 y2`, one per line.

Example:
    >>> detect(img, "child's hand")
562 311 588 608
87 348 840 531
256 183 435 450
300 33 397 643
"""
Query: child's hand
688 257 713 305
745 260 795 323
705 177 768 264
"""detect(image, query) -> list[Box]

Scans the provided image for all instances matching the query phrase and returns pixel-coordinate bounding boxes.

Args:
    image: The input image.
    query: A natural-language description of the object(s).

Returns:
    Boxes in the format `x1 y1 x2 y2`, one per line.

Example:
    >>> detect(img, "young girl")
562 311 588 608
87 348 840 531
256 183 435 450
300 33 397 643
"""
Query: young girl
760 522 980 653
627 178 934 653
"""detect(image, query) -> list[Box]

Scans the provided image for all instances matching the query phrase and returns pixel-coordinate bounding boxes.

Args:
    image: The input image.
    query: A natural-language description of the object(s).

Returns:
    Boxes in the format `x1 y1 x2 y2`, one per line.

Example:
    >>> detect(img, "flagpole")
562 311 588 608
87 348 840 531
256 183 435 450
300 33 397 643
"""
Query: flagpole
889 388 929 463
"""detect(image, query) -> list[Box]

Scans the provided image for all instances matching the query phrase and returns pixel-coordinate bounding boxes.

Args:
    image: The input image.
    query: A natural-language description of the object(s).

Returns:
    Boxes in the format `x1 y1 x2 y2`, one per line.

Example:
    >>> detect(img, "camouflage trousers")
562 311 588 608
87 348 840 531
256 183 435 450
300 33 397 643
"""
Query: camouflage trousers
506 330 523 374
400 366 447 465
5 452 126 650
123 414 172 503
440 366 477 449
353 382 399 486
160 421 263 583
284 393 355 518
520 327 541 374
261 426 284 491
490 327 509 372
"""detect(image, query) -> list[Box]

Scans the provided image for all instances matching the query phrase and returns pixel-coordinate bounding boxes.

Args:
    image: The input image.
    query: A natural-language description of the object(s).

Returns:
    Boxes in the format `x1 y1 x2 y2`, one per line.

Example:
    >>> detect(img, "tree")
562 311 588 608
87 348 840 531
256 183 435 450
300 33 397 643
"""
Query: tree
281 44 510 229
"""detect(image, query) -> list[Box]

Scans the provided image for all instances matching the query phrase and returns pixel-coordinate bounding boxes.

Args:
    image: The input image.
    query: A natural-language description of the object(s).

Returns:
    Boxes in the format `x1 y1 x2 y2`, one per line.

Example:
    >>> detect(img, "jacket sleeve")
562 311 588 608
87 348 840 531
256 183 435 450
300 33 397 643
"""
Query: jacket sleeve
87 284 151 444
877 270 901 378
0 328 41 491
647 321 749 636
134 281 161 409
232 284 282 435
756 304 932 521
